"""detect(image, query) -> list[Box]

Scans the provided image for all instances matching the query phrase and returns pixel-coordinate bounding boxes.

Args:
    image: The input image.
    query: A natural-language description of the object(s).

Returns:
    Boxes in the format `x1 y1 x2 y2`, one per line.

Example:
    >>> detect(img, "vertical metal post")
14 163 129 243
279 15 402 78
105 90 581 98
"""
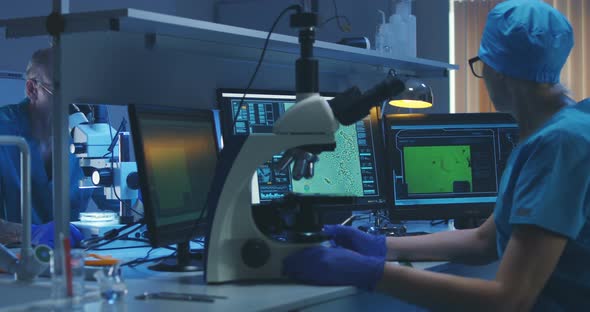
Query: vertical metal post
51 0 69 297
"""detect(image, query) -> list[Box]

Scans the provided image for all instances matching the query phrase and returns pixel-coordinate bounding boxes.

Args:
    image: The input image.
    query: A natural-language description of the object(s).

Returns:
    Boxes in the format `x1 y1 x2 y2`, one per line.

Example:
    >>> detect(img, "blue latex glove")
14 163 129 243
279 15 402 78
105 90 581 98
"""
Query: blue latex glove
323 225 387 259
283 246 385 291
31 221 83 248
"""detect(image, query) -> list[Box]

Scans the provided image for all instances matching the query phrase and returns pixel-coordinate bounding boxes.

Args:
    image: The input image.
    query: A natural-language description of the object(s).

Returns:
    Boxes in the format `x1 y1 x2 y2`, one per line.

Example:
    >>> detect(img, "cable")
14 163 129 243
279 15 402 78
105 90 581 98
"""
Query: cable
320 15 351 30
84 222 145 251
103 110 144 218
230 4 301 134
319 0 351 32
80 218 144 247
122 248 157 267
82 221 143 250
200 5 301 244
91 239 177 251
110 184 143 217
191 239 205 246
90 245 152 251
430 220 449 226
122 250 178 268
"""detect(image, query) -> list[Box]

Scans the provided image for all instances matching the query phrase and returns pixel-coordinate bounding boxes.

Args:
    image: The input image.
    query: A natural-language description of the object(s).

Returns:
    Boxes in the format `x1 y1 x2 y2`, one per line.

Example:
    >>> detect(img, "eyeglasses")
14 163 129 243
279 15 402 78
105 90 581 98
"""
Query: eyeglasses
30 78 54 96
468 56 484 78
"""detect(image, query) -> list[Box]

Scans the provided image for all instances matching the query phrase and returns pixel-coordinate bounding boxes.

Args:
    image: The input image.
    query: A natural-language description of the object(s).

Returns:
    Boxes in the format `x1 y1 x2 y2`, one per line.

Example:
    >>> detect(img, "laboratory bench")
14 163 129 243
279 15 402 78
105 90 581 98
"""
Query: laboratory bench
0 221 498 312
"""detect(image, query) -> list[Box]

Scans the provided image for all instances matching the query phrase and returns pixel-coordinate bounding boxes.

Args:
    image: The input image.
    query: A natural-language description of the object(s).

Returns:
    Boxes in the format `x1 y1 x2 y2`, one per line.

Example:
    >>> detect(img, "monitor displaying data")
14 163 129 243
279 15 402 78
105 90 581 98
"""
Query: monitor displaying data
129 105 219 247
384 113 519 220
217 89 387 209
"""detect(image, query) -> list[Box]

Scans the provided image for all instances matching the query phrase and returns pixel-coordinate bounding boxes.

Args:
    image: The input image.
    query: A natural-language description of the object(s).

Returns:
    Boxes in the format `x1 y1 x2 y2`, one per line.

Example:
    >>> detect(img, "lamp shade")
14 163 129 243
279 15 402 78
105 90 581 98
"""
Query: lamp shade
388 78 433 109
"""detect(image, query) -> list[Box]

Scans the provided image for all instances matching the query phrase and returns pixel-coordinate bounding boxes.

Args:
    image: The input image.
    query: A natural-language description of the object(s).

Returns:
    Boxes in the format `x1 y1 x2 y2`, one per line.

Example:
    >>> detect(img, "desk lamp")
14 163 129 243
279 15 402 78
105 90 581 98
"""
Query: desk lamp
381 74 433 118
380 75 433 234
388 77 433 109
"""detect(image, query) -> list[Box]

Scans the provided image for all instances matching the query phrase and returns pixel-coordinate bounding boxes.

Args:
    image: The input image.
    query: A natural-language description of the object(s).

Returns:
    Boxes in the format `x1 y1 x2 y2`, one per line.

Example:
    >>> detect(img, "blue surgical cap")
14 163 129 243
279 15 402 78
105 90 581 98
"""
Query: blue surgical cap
479 0 573 83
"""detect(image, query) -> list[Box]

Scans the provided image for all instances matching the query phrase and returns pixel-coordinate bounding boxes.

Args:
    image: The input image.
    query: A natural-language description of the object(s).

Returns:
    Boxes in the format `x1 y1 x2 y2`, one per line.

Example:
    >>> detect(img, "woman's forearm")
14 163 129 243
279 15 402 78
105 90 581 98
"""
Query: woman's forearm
388 216 498 264
377 263 507 311
387 228 497 264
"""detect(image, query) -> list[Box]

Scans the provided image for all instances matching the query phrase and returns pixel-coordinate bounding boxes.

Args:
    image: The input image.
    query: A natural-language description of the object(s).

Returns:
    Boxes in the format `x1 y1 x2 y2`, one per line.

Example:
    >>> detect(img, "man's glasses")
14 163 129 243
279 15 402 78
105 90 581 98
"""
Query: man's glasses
468 56 484 78
30 78 54 96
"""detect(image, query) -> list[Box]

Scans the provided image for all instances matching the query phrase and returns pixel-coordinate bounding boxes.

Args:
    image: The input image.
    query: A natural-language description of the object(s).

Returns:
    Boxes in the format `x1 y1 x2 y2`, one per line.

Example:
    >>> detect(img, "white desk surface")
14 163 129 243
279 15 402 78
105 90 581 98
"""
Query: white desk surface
0 253 358 312
0 221 495 311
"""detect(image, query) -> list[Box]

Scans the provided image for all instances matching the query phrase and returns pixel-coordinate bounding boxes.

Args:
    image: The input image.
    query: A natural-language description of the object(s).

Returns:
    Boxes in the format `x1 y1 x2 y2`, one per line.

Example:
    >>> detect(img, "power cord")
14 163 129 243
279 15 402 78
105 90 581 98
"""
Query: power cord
103 108 144 218
230 4 301 134
90 244 152 252
83 221 145 251
430 219 449 226
319 0 352 32
80 218 144 247
122 249 178 268
91 238 177 252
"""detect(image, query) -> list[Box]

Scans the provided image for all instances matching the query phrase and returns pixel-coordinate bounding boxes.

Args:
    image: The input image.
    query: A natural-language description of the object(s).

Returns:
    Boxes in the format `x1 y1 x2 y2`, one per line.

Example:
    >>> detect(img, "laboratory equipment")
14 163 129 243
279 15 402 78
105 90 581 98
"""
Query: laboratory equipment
69 105 139 224
0 136 51 281
128 104 219 272
375 10 391 54
389 0 416 58
384 113 519 220
375 0 416 58
216 89 388 218
205 1 416 282
205 4 343 282
337 37 371 49
94 264 127 304
70 249 86 298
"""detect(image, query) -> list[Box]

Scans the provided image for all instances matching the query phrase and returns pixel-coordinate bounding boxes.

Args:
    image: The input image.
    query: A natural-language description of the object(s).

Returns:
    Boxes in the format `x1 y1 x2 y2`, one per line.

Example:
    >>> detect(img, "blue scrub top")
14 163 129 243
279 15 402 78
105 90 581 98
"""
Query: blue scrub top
495 99 590 311
0 99 90 224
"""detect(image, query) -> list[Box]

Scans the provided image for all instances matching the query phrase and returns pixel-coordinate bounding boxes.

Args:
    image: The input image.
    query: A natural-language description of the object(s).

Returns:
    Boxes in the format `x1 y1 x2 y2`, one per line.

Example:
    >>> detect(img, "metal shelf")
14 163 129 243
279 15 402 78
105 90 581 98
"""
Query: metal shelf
0 8 457 77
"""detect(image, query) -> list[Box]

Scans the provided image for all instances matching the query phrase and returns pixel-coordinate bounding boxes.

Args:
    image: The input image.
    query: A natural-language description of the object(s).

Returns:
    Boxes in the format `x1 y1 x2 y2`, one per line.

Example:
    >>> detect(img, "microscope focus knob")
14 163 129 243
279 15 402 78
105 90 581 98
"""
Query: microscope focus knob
92 168 113 186
126 172 139 190
241 238 270 269
69 143 86 154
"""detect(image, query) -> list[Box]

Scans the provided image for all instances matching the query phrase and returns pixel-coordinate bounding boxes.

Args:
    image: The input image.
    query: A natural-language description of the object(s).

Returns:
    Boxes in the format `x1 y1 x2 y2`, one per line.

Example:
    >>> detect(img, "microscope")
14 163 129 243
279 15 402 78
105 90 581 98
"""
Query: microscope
69 105 139 236
205 2 407 283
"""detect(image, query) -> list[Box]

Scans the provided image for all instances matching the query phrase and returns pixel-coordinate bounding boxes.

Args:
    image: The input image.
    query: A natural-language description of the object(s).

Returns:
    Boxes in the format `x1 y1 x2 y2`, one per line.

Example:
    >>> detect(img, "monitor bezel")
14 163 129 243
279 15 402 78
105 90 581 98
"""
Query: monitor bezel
216 88 388 212
383 112 518 220
129 104 219 247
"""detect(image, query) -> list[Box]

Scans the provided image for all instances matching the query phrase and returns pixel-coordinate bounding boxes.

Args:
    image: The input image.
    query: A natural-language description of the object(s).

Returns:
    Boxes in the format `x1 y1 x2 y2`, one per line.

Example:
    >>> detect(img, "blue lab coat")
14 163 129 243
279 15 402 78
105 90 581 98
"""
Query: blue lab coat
0 99 91 224
495 99 590 311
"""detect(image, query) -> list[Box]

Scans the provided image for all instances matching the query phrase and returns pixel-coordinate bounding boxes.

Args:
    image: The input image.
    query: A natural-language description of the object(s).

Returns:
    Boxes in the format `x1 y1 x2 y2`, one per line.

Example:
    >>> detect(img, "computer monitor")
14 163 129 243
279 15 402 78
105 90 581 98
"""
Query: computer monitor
129 104 219 271
217 89 387 216
384 113 519 220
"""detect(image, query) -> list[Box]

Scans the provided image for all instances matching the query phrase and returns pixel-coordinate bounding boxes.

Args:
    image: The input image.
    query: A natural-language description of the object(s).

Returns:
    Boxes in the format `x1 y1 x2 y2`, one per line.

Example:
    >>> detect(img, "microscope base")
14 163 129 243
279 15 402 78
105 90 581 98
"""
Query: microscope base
148 255 203 272
149 242 203 272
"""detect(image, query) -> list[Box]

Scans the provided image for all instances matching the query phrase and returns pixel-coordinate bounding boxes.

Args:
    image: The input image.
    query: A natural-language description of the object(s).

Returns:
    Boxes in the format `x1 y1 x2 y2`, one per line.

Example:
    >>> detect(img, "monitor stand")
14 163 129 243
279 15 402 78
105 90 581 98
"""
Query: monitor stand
148 241 203 272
